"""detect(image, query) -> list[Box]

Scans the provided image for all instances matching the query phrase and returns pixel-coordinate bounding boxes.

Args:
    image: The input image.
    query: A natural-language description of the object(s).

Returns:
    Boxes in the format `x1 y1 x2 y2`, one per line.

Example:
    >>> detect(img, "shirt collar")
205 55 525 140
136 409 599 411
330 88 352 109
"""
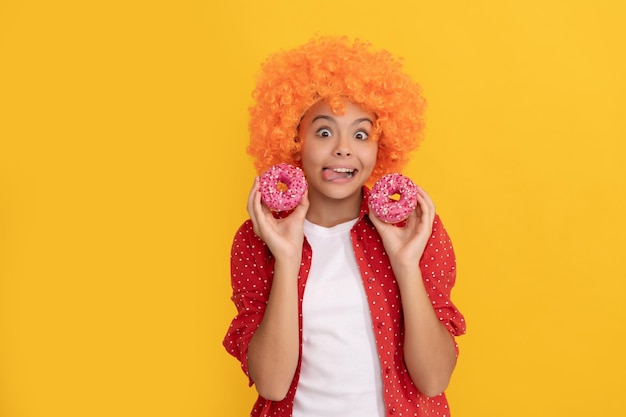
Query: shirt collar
358 186 372 221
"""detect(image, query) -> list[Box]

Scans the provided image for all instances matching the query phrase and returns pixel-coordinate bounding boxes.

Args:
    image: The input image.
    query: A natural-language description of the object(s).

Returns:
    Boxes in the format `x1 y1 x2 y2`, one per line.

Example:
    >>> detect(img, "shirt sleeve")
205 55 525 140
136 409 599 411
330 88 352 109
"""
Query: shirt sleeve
420 215 466 344
222 220 273 386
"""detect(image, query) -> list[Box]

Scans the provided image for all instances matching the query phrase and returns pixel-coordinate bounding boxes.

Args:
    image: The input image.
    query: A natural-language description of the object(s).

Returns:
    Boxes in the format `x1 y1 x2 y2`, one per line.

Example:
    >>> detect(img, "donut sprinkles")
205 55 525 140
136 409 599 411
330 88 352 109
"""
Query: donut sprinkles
369 173 418 223
259 163 308 212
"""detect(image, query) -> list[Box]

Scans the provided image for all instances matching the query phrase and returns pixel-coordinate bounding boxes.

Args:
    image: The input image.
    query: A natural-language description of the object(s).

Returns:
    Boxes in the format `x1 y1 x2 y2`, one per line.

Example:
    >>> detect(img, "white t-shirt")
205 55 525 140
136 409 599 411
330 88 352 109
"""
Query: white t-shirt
292 218 384 417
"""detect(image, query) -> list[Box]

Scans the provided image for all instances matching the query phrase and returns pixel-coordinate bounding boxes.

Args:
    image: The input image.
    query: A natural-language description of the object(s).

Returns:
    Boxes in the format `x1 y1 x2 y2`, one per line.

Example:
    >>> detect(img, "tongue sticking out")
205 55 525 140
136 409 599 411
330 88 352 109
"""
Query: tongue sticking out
323 169 354 181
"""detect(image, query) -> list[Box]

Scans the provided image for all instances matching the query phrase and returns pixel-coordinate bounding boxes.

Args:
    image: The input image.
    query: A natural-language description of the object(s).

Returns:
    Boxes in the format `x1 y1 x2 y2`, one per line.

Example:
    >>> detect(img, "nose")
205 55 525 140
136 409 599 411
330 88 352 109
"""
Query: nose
334 134 352 157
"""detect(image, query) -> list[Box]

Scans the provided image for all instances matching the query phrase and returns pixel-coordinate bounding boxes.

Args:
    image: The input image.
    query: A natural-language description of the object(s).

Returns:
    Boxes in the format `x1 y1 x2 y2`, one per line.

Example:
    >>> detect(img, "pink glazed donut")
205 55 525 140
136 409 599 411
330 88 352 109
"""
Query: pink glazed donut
259 163 307 212
369 173 418 223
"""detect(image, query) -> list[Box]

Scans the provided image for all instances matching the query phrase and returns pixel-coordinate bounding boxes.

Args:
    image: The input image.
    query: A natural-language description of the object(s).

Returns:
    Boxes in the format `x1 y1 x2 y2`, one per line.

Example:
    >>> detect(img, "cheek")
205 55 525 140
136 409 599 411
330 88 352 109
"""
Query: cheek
365 143 379 164
298 145 316 172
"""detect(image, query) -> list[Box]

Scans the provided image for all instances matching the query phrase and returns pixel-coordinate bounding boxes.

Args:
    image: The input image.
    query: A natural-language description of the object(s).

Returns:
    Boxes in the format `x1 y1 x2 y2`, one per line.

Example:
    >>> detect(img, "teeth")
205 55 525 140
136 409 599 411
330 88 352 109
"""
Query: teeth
330 167 355 178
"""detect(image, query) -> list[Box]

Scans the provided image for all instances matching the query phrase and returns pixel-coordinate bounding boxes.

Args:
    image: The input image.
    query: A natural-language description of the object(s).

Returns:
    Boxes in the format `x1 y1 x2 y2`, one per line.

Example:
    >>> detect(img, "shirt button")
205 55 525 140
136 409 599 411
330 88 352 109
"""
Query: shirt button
385 366 392 374
389 406 396 414
367 277 375 283
377 321 385 329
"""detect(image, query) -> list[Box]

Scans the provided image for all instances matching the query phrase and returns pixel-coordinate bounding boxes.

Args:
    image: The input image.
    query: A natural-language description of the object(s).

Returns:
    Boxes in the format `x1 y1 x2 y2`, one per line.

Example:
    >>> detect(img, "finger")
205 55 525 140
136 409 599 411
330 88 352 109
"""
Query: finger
292 188 310 219
247 177 260 215
247 177 264 235
416 185 435 212
415 187 435 225
403 208 419 230
301 188 310 209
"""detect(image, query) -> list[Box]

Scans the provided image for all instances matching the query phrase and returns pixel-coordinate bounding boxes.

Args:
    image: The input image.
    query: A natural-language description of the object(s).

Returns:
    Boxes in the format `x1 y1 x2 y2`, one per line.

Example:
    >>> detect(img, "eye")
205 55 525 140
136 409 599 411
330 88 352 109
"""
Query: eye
354 130 369 140
316 128 332 138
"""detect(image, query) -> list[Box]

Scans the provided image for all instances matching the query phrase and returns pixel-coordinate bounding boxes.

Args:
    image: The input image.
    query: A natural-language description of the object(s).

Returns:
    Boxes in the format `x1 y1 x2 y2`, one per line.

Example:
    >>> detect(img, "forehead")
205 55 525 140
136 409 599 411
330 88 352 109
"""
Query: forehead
301 99 374 123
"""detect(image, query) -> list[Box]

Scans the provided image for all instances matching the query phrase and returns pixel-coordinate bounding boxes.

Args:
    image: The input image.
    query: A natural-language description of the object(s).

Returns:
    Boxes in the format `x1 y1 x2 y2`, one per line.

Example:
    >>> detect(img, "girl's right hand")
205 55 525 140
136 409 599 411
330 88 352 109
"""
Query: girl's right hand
247 176 309 260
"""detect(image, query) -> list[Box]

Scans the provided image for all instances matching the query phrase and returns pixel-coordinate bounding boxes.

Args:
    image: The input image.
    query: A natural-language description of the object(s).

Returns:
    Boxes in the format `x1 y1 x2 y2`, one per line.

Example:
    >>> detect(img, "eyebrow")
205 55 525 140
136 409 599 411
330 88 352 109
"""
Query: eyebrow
311 115 334 124
311 115 374 126
354 117 374 126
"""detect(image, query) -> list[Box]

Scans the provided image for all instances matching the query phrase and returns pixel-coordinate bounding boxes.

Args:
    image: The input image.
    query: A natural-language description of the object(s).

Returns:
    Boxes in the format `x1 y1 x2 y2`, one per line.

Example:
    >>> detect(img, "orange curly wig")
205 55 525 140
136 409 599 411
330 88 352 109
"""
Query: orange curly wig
247 36 427 186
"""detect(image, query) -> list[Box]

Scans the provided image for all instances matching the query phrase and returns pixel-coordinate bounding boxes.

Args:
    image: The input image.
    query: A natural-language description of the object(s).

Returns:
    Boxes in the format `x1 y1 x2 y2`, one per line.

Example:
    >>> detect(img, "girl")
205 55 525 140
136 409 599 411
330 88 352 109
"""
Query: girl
223 36 466 417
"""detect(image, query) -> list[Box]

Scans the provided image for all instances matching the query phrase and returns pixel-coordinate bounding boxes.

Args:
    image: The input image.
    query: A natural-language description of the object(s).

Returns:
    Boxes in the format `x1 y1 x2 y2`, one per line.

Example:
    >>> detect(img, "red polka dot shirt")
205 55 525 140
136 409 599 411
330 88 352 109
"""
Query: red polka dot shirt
223 187 466 417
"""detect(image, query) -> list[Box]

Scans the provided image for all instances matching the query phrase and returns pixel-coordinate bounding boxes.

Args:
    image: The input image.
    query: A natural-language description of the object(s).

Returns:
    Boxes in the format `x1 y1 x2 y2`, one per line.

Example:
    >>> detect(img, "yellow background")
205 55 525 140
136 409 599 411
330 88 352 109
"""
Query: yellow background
1 1 624 416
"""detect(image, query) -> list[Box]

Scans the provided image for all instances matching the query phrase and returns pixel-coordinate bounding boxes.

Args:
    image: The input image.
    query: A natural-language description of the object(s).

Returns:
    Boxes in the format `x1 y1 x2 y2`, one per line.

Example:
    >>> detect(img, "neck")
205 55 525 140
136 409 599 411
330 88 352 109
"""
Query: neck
305 189 363 228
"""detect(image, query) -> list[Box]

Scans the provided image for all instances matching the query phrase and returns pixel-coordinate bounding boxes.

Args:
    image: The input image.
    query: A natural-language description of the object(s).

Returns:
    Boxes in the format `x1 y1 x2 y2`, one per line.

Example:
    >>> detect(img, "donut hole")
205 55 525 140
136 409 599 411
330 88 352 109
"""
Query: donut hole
277 181 288 192
389 192 401 201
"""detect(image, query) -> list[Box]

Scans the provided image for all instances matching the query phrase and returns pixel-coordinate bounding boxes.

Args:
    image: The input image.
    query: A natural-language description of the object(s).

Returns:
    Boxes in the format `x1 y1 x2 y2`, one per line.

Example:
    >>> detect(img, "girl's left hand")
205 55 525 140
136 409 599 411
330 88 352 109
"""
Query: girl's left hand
369 186 436 271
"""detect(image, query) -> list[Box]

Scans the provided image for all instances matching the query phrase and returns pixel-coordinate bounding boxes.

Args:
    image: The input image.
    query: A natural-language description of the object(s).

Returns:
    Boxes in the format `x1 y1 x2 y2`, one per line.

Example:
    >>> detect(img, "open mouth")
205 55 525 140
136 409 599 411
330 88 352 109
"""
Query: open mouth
332 167 355 178
323 167 357 181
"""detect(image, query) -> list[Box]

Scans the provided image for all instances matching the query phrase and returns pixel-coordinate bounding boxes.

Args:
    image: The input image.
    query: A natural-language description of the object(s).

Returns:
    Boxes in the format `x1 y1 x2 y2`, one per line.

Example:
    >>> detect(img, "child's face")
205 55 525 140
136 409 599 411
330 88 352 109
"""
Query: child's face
297 98 378 203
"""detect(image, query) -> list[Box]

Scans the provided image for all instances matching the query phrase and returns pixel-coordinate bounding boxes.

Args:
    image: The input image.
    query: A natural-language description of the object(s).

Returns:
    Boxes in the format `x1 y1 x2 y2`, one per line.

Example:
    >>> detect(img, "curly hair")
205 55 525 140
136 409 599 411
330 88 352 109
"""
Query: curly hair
247 36 427 186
